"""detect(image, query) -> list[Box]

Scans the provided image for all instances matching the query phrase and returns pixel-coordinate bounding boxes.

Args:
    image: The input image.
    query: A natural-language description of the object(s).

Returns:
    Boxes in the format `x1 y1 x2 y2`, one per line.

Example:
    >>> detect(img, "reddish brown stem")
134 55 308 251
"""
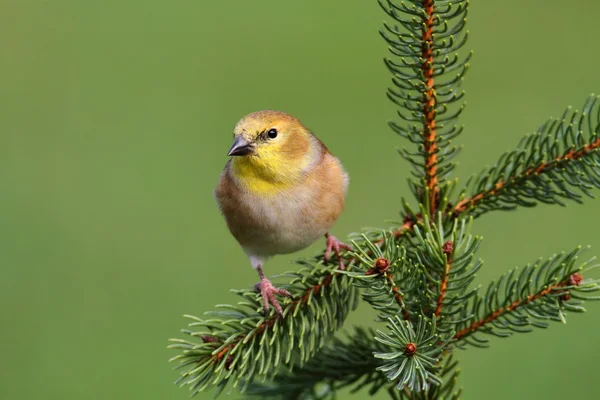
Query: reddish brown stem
384 271 411 321
453 281 569 341
454 137 600 214
434 260 451 318
422 0 438 216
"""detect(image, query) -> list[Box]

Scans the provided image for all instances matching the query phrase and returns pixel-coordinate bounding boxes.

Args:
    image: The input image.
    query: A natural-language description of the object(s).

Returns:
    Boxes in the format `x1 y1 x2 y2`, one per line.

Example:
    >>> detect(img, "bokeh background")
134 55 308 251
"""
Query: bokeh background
2 1 600 399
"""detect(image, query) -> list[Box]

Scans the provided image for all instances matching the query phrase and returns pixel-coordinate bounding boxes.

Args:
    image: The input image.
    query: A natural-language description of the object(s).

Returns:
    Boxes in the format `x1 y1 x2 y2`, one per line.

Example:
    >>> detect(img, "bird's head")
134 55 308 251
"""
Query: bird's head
227 111 321 186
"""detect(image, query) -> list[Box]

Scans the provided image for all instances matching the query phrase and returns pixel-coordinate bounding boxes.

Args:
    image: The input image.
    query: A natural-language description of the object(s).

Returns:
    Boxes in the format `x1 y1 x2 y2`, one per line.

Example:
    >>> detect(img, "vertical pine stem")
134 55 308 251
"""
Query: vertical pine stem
422 0 438 216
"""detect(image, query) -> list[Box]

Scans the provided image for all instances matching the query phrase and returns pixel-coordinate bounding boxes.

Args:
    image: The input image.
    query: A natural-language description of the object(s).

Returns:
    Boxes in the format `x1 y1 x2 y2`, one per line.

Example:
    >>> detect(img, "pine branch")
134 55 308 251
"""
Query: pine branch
421 0 439 212
168 263 358 395
168 224 416 397
434 250 452 318
245 327 389 399
375 315 452 392
452 247 600 346
348 232 416 321
351 215 482 328
400 355 462 400
386 270 413 322
246 329 462 400
412 215 481 332
380 0 471 214
455 95 600 217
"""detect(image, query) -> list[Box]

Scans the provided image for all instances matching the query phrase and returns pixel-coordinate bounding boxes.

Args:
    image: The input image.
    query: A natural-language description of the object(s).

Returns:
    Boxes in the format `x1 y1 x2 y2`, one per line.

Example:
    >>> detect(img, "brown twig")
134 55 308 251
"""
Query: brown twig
421 0 439 216
435 241 454 318
434 263 451 318
453 278 574 341
454 137 600 214
373 221 415 249
385 271 412 321
363 256 412 321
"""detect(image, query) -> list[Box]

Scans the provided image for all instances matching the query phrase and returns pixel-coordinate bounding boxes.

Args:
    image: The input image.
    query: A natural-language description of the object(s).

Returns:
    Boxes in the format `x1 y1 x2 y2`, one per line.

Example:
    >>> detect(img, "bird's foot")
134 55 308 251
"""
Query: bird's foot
324 233 353 271
255 277 291 315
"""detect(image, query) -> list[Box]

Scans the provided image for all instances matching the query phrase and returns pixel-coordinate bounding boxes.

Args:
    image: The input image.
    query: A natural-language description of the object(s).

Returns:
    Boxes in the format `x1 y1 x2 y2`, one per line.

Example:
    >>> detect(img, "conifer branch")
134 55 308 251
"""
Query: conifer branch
246 327 389 399
453 280 567 341
412 215 481 330
434 251 452 318
452 247 600 346
404 355 462 400
247 329 462 400
349 232 415 321
169 264 358 395
375 315 452 392
385 270 412 321
421 0 439 214
455 95 600 217
380 0 470 215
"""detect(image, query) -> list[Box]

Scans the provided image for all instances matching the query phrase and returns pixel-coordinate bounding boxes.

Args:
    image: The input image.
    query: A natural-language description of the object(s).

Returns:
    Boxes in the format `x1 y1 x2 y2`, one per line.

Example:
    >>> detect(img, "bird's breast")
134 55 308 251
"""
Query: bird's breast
228 151 310 197
215 154 347 258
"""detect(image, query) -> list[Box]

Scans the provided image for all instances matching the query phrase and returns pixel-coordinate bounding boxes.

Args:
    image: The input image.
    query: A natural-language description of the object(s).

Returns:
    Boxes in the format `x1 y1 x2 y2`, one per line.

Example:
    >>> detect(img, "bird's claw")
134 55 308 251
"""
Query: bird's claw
256 278 291 315
324 233 353 270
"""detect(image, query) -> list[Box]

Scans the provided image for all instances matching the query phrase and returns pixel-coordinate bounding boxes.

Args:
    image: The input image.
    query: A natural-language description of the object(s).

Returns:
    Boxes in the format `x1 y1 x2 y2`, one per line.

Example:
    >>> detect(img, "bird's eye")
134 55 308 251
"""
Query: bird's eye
267 128 278 139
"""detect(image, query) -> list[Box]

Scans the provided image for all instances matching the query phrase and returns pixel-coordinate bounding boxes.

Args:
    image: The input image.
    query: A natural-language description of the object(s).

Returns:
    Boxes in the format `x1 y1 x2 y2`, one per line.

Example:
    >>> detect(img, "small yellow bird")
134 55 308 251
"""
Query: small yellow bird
215 110 351 314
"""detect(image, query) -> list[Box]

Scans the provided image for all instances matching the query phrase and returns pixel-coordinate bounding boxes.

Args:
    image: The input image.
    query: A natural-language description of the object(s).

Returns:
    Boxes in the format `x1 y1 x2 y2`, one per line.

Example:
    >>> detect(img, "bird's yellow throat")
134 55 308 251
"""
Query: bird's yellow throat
230 150 309 195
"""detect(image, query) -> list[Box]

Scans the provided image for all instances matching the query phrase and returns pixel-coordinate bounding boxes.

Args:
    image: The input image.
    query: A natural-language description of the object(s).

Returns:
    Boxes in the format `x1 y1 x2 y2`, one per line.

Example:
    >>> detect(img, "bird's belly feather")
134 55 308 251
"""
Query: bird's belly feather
231 190 331 256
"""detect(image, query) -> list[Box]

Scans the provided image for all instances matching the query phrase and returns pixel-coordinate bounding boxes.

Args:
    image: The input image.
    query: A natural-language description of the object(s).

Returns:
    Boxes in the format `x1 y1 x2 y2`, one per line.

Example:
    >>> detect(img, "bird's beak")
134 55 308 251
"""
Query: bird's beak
227 136 254 156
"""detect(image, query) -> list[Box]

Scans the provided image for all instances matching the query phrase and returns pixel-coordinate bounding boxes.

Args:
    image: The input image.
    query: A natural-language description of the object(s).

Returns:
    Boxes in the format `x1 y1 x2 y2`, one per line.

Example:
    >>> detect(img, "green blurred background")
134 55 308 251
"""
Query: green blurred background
2 0 599 399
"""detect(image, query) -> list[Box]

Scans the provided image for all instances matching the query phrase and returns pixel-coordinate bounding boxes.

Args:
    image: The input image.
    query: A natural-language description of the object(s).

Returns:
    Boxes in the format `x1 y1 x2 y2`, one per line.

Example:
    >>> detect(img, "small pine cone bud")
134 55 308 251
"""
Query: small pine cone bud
561 292 572 302
375 257 390 271
404 342 417 357
442 241 453 255
366 257 391 275
200 335 220 343
569 272 583 286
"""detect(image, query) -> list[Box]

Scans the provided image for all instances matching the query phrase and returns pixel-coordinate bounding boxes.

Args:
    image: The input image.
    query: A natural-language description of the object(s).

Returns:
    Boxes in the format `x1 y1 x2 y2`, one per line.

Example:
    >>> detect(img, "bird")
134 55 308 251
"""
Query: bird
214 110 352 315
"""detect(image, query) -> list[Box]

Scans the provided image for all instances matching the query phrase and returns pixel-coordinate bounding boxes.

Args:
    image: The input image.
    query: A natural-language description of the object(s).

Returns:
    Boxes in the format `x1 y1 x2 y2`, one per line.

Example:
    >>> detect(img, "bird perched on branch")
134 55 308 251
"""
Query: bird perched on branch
215 111 351 315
